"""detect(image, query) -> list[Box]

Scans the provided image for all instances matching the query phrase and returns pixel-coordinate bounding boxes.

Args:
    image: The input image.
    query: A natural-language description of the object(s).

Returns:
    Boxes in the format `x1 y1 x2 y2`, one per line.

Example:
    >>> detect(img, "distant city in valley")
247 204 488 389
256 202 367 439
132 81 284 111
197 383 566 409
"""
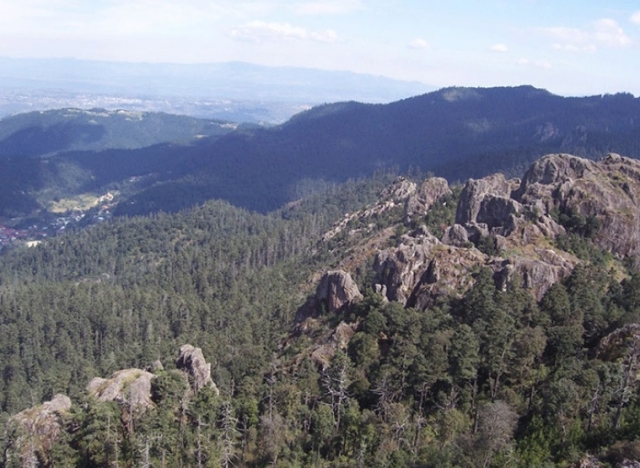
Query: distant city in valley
0 58 433 123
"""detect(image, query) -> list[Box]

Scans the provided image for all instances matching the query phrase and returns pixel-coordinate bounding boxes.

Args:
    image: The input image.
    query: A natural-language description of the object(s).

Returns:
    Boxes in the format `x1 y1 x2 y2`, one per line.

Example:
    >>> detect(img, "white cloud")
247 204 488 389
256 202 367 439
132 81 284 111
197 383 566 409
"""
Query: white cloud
94 1 219 35
0 0 226 36
594 18 631 47
630 11 640 25
551 43 596 53
540 26 589 43
310 29 339 42
230 21 338 43
517 58 552 69
408 38 430 50
539 18 631 52
0 0 78 32
490 43 508 53
293 0 362 15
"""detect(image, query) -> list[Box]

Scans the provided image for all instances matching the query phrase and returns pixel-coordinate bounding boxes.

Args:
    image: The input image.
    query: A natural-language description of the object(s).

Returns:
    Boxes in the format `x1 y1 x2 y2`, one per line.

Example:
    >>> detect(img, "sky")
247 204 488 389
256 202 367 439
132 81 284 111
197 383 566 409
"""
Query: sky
0 0 639 97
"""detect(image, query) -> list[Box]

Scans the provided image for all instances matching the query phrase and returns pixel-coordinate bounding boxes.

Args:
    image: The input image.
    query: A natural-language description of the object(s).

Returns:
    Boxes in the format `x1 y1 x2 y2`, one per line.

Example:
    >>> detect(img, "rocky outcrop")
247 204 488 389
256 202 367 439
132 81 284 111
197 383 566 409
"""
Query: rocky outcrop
442 224 470 247
405 247 488 308
500 251 576 301
175 344 220 395
87 368 156 410
516 153 640 263
322 177 416 242
455 173 521 227
515 153 596 199
317 153 640 313
310 321 358 369
295 270 363 322
374 226 488 308
404 177 451 223
317 270 364 313
373 227 442 304
371 154 629 307
321 176 451 242
4 394 72 466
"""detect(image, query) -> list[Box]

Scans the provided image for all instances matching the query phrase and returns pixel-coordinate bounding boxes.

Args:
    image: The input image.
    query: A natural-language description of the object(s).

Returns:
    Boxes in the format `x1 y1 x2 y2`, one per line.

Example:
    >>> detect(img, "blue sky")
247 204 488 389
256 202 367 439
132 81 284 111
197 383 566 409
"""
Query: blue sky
1 0 639 96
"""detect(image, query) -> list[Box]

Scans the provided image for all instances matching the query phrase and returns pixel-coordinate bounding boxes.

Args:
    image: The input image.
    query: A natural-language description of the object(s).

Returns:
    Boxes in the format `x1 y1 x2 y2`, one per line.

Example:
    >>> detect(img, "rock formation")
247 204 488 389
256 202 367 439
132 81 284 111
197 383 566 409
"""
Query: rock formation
455 173 521 228
374 227 489 308
321 176 451 242
404 177 452 223
516 153 640 263
4 344 217 465
87 368 156 411
299 153 640 361
317 270 364 313
4 394 72 466
175 344 220 395
370 154 640 306
322 177 416 242
373 227 443 304
295 270 363 322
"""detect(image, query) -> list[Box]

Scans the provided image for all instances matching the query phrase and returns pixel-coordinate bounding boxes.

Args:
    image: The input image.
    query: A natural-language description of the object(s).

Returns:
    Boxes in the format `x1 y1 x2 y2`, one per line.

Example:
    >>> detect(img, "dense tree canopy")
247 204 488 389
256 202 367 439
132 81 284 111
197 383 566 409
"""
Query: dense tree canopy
2 171 640 467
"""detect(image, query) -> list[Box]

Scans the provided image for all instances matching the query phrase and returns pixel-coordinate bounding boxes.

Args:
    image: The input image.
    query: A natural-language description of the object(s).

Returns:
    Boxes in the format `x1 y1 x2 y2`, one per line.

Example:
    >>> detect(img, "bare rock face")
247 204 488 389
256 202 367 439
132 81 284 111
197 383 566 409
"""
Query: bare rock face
322 177 416 242
87 368 156 410
455 173 521 226
5 394 72 466
373 228 442 304
321 176 450 242
505 252 576 301
442 224 470 247
373 155 604 307
317 270 364 313
295 270 363 322
374 226 488 308
380 176 417 200
405 247 488 309
516 153 640 263
320 153 640 313
404 177 451 223
515 153 596 198
175 344 220 395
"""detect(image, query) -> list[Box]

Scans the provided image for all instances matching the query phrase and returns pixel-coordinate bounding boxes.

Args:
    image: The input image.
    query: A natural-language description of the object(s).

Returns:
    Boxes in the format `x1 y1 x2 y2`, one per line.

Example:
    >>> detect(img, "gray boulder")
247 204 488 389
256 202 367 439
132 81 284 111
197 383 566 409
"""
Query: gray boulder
176 344 220 395
295 270 363 322
5 394 72 465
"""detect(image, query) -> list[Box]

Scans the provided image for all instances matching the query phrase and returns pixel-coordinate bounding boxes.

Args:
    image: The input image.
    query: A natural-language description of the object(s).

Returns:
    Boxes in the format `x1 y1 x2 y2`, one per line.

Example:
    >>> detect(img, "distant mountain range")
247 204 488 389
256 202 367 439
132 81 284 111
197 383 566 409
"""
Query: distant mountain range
1 85 639 219
0 57 433 122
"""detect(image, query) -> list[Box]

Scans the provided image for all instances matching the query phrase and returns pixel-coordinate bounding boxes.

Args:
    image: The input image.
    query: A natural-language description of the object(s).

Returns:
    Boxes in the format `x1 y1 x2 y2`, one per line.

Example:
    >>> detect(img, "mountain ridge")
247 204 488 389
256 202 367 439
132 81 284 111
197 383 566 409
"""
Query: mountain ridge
1 85 639 221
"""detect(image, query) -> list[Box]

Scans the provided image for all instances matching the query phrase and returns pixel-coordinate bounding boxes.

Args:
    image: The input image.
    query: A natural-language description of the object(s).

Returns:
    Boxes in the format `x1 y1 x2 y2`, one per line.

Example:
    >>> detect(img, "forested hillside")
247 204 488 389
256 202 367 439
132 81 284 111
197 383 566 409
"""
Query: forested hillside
0 108 234 157
122 87 640 214
4 154 640 467
2 86 640 219
0 109 236 218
